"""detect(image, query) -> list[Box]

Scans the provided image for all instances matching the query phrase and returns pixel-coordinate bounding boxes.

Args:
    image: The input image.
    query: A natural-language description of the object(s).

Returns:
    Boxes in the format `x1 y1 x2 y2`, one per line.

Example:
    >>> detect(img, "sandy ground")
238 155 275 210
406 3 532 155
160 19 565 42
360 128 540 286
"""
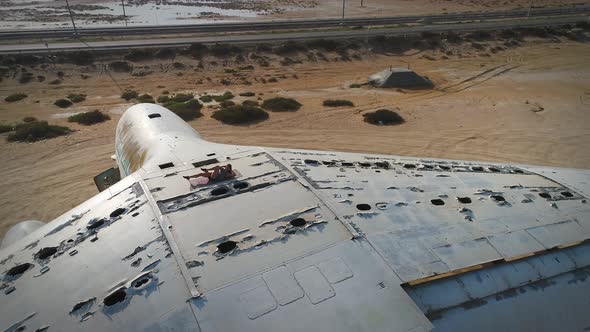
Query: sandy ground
276 0 590 19
0 39 589 237
1 0 587 28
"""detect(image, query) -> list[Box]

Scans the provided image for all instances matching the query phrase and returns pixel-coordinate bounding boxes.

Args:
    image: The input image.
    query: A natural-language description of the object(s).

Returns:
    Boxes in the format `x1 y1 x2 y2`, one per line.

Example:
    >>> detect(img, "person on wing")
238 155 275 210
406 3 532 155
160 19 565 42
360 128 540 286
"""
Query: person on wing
183 164 235 184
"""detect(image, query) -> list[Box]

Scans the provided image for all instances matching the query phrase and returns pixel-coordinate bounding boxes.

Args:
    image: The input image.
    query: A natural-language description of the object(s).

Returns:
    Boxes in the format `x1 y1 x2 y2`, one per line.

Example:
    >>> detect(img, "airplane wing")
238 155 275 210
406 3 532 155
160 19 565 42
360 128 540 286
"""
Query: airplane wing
1 145 590 331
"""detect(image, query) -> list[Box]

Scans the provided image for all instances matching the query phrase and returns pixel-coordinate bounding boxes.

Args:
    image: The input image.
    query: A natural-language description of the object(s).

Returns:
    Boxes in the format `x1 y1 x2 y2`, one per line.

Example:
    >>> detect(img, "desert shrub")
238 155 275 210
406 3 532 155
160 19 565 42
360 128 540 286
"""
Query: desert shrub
306 39 341 52
121 90 138 100
188 43 208 58
68 110 110 125
137 94 155 103
242 100 259 107
211 44 242 57
349 83 362 88
256 44 272 53
466 30 493 41
13 55 41 65
37 75 45 82
576 21 590 30
211 91 234 102
199 95 213 103
66 93 86 103
280 57 302 66
22 117 37 123
219 100 235 108
444 31 463 44
0 124 13 133
212 105 269 124
517 27 549 38
420 31 438 40
162 90 169 95
261 97 302 112
323 99 354 107
124 49 153 62
564 31 579 41
163 99 202 121
155 48 176 59
500 29 520 39
239 65 254 70
471 42 485 50
5 93 27 102
19 72 34 84
170 93 194 103
363 109 405 125
239 92 255 97
273 41 307 55
54 98 73 108
172 62 185 69
66 51 94 65
157 95 170 103
267 77 278 83
109 61 133 72
7 121 71 142
49 79 61 85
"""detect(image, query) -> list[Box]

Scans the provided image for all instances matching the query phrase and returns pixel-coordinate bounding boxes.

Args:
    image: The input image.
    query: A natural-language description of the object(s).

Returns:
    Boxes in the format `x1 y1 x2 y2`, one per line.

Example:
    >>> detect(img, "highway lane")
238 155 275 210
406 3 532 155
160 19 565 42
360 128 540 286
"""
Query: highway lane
0 15 586 55
0 5 588 40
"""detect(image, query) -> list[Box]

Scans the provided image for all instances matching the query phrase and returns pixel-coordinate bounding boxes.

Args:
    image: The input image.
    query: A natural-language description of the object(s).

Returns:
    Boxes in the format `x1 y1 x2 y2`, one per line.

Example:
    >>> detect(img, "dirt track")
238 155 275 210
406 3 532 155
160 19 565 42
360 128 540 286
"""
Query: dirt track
0 39 589 237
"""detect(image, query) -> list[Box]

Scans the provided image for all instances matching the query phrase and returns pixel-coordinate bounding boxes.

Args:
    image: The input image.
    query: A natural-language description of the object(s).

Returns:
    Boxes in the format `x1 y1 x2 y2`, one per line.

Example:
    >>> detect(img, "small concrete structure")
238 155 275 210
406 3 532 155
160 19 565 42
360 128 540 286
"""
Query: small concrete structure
369 68 433 89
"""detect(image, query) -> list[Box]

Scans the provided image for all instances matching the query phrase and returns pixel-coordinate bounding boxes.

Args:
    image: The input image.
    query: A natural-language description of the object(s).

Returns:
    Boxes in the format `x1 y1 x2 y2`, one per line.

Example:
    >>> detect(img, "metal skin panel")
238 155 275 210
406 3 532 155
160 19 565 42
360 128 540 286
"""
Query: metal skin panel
2 105 590 331
262 266 304 306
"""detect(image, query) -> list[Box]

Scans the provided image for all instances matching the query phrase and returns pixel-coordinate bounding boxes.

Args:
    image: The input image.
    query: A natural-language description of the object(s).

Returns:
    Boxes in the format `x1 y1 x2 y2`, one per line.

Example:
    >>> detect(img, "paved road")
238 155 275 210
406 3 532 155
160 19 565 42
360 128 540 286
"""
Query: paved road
1 5 588 41
0 15 586 55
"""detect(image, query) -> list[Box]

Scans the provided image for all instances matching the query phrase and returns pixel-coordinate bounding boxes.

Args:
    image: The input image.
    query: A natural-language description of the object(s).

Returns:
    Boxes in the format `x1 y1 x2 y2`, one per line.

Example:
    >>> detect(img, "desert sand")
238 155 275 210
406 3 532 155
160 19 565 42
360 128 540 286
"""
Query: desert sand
0 38 589 237
276 0 589 19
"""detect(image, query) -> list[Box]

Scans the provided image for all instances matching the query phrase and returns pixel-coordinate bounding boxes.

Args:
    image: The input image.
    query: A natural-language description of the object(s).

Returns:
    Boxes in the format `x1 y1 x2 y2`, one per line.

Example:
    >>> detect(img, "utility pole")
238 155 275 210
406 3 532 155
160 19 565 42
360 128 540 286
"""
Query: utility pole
121 0 127 26
527 0 534 17
360 0 364 8
64 0 78 36
342 0 345 20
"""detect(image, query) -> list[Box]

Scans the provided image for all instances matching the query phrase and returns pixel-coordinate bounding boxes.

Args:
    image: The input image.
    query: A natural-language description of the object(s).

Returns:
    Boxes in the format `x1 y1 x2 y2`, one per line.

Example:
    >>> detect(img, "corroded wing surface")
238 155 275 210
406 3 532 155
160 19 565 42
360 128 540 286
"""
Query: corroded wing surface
1 145 589 332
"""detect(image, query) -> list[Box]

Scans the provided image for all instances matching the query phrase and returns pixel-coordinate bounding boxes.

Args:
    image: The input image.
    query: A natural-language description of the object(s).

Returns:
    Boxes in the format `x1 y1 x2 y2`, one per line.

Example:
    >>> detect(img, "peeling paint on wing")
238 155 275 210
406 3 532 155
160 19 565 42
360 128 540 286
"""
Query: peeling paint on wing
4 263 34 281
102 271 159 313
23 240 39 250
141 259 161 272
122 235 165 260
158 171 294 214
568 268 590 284
69 297 96 315
0 255 13 266
131 257 142 267
196 228 250 247
44 212 87 237
258 206 319 228
2 312 36 332
186 260 204 269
